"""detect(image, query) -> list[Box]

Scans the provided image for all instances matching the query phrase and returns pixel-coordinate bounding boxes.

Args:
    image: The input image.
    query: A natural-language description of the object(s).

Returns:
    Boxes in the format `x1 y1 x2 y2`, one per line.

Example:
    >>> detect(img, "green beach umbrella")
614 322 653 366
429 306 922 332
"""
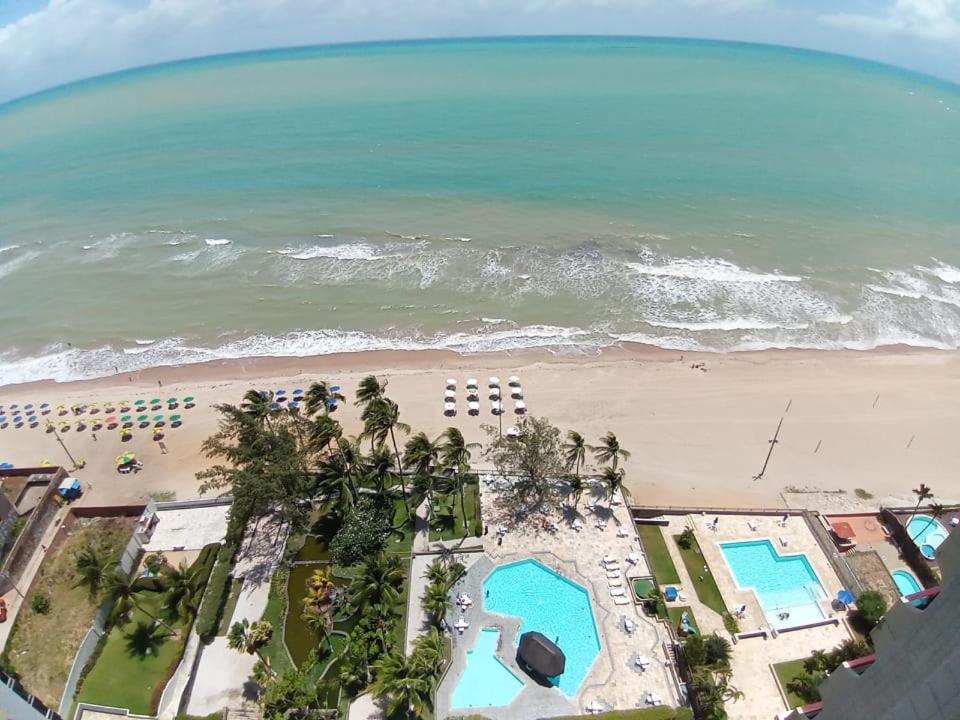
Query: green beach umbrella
150 398 161 405
137 414 149 423
170 414 182 425
183 396 194 404
166 397 177 404
153 414 164 422
134 399 146 406
116 452 135 465
121 415 132 423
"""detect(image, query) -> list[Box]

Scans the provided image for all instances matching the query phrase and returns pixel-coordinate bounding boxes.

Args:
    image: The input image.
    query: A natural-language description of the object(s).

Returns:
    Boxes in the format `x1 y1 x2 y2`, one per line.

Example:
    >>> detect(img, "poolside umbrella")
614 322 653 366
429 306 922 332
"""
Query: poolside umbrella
116 452 136 466
28 415 38 425
518 632 565 679
40 403 50 414
837 590 855 606
489 377 500 386
119 401 130 411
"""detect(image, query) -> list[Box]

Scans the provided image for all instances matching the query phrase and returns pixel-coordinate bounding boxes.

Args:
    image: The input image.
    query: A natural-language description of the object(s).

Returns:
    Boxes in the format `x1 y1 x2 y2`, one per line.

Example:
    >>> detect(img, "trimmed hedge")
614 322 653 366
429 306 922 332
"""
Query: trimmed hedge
196 543 237 642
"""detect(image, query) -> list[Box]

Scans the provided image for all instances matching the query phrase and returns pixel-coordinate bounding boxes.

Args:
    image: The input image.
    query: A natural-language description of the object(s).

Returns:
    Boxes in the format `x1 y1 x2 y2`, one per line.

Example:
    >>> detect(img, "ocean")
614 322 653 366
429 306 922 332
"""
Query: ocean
1 36 959 385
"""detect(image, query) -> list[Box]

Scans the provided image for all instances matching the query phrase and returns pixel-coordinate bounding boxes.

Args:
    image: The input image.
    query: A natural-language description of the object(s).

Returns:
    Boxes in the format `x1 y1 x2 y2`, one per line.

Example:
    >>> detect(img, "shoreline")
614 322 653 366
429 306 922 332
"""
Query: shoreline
0 341 943 394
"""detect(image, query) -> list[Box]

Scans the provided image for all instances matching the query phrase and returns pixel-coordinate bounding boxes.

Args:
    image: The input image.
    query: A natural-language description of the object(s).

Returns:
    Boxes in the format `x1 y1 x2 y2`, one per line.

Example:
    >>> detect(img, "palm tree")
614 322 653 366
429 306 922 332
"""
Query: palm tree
422 582 452 627
413 474 452 528
302 567 336 652
372 651 432 719
227 618 276 677
74 546 113 601
922 502 946 537
304 380 345 417
308 414 343 455
906 483 934 529
423 558 449 586
404 432 442 476
441 427 479 530
355 375 388 409
102 567 172 630
412 626 446 674
351 552 405 609
601 467 625 507
365 443 397 493
563 430 587 477
162 561 203 620
591 431 631 471
565 474 585 509
241 389 275 431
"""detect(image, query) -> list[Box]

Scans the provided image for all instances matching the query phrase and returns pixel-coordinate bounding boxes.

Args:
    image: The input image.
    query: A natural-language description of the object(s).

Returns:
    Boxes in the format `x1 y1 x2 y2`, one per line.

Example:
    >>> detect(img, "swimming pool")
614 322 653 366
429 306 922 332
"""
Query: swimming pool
906 515 949 558
483 558 600 696
720 540 827 629
451 627 525 709
892 569 922 596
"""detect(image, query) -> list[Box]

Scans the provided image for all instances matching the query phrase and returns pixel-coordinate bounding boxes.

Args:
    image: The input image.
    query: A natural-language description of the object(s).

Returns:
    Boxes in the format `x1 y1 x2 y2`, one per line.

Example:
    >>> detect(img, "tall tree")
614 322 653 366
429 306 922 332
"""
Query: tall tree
922 502 946 537
74 546 113 601
228 618 276 678
482 416 566 515
308 414 343 455
412 474 452 527
372 651 433 719
422 582 452 628
591 431 631 471
304 380 345 417
563 430 588 477
162 560 203 620
241 389 276 432
355 375 388 410
350 552 405 609
907 483 934 528
403 432 442 477
565 474 585 510
102 567 173 630
601 467 625 507
441 427 479 531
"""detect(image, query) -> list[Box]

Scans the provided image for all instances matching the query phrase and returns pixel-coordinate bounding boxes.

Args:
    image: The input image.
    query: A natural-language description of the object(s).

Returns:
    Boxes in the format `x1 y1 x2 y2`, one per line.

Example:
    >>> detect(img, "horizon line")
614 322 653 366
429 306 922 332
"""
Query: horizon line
2 33 959 112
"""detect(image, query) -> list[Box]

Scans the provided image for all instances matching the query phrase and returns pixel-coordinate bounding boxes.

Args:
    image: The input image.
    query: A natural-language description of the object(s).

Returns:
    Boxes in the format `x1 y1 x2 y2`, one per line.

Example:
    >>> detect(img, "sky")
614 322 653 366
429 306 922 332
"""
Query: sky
1 0 959 104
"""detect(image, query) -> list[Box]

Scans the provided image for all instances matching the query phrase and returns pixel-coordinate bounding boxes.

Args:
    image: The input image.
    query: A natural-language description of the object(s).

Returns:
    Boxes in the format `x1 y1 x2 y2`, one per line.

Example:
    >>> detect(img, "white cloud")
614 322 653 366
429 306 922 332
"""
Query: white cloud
822 0 960 42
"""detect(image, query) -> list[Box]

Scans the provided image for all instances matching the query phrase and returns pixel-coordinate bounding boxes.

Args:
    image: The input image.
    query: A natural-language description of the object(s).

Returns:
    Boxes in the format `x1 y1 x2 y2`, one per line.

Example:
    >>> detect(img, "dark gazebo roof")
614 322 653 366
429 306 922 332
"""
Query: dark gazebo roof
518 631 566 678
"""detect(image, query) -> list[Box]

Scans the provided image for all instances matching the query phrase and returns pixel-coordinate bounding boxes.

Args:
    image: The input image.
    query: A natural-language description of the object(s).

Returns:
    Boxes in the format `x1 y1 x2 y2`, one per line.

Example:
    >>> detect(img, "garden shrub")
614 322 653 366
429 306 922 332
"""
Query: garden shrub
855 590 887 630
196 559 233 642
30 593 49 615
330 496 392 566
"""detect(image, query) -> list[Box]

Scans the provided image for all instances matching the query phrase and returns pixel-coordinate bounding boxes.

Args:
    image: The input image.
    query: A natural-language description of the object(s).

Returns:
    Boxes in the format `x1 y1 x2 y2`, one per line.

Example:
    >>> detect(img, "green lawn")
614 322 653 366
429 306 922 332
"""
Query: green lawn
667 605 699 634
429 480 481 541
773 658 811 709
673 534 727 617
636 525 680 585
388 494 417 554
258 568 294 674
76 592 186 715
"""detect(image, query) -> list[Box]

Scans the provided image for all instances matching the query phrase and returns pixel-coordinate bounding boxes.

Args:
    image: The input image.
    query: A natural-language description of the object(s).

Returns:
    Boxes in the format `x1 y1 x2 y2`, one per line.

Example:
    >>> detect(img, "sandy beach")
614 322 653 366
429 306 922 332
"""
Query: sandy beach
1 345 959 511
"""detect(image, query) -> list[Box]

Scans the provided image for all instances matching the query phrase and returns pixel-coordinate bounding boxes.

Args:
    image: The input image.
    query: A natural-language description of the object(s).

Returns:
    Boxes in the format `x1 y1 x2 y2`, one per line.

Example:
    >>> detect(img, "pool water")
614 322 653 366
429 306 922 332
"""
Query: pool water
720 540 827 629
483 559 601 696
451 628 525 709
892 569 922 596
906 515 949 557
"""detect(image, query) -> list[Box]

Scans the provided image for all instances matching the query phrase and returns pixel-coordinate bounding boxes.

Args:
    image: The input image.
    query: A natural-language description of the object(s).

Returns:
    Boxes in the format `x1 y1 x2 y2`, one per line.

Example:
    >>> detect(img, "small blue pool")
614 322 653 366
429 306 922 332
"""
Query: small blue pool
720 539 827 629
906 515 948 559
483 558 600 696
451 627 525 709
892 569 922 596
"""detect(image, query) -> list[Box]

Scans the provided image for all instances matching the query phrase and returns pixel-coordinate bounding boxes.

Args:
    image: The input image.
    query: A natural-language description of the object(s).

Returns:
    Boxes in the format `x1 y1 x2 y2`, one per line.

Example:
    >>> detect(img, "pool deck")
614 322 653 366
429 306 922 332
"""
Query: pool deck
653 513 853 720
434 477 679 720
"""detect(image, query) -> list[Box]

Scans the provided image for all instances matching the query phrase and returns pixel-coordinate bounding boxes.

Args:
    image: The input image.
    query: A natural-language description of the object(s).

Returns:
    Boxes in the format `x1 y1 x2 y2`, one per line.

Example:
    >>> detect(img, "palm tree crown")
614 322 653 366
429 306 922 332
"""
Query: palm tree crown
592 431 631 471
563 430 587 476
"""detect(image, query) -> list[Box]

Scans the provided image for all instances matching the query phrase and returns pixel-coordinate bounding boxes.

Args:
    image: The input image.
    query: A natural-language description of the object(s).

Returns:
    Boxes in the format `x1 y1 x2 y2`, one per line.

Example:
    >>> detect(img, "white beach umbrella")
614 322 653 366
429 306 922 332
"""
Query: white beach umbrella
510 386 523 399
515 400 527 414
444 389 456 399
491 400 503 414
508 375 520 385
468 400 480 411
467 378 478 387
489 376 500 386
446 378 457 387
506 426 519 437
444 401 456 413
489 387 500 398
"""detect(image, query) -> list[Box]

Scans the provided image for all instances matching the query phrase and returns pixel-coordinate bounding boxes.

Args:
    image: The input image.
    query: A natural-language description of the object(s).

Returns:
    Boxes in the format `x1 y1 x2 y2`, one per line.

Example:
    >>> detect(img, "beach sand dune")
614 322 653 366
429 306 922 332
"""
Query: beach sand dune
1 345 958 511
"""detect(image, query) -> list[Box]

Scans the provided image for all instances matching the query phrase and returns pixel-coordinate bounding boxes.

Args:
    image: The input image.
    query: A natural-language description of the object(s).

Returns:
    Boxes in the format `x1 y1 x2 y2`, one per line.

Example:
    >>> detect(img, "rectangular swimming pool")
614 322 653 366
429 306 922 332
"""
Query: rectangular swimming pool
720 539 827 629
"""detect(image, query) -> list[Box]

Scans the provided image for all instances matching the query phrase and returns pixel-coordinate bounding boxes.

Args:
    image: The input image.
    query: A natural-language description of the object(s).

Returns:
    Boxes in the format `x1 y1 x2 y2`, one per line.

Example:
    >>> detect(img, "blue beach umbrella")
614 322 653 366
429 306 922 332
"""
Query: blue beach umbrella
837 589 855 606
40 402 50 409
275 389 287 396
330 385 341 393
291 388 303 397
24 404 34 411
8 404 18 411
0 463 14 470
28 415 38 423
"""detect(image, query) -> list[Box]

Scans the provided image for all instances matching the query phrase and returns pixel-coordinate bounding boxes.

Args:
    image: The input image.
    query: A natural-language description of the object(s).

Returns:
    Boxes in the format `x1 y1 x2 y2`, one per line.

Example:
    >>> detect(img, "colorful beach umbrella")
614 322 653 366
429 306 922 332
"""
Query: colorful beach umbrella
105 416 117 424
9 404 18 411
116 452 136 465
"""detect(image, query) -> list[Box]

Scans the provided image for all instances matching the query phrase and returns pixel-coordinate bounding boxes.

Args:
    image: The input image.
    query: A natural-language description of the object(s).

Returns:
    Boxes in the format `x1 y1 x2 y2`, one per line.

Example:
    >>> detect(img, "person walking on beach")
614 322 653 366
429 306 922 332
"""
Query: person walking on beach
158 440 168 455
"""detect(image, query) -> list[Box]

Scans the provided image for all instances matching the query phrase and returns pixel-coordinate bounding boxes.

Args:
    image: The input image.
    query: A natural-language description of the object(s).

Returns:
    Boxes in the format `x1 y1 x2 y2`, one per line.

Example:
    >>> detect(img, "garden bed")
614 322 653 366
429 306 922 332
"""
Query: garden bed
673 534 726 617
2 516 136 707
636 525 680 585
772 658 810 709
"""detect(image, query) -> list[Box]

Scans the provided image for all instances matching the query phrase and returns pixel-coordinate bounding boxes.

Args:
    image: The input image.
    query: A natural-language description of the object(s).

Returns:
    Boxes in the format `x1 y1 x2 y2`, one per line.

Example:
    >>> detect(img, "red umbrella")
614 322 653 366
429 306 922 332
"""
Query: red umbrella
105 416 118 424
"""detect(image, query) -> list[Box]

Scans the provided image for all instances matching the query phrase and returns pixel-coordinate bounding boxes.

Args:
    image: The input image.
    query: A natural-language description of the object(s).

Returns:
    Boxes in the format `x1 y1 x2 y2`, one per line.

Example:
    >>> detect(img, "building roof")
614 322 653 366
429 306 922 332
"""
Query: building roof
518 631 566 678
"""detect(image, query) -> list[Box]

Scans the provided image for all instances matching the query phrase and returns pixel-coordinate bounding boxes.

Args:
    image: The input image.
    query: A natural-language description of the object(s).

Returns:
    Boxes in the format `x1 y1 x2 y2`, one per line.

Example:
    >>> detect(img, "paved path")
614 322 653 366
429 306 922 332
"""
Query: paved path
0 505 69 652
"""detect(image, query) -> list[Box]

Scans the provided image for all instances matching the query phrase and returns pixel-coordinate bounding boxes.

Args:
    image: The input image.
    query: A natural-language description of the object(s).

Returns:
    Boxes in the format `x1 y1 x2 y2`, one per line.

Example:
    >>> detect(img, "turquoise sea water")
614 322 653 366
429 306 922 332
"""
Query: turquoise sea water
483 558 600 696
1 37 960 385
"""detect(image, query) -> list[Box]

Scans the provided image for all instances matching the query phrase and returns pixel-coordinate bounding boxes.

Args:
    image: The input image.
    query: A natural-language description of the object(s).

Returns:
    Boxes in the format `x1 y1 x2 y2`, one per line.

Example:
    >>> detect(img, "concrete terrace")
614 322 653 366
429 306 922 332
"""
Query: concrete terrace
434 476 679 720
650 513 853 720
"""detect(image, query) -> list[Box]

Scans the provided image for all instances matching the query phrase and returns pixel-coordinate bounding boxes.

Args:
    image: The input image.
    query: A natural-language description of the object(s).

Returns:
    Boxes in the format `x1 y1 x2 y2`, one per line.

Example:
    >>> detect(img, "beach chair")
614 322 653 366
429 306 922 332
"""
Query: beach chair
606 570 621 579
779 535 789 548
614 596 630 605
626 552 640 564
608 578 622 588
617 526 630 538
609 587 625 597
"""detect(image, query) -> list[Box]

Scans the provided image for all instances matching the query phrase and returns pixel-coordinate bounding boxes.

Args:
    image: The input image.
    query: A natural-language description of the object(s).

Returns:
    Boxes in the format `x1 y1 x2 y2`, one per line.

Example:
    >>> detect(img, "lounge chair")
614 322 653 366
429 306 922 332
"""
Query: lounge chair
608 578 623 587
779 535 789 547
604 563 621 572
616 526 630 538
603 554 617 564
609 587 625 596
626 552 640 564
614 596 630 605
